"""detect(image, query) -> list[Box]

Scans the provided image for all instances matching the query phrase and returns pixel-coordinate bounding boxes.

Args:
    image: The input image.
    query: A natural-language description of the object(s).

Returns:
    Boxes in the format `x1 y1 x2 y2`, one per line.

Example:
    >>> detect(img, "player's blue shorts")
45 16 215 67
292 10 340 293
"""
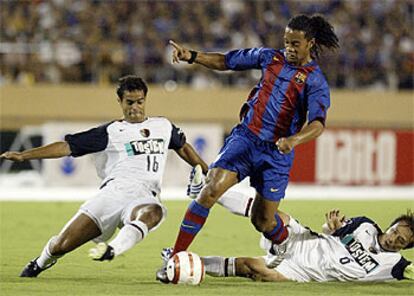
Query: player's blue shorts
210 124 294 201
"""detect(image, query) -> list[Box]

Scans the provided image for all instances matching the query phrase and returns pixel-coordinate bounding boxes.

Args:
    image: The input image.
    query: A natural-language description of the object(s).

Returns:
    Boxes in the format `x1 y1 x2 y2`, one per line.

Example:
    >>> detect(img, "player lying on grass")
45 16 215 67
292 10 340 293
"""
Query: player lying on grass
184 167 414 282
200 208 414 282
0 75 208 278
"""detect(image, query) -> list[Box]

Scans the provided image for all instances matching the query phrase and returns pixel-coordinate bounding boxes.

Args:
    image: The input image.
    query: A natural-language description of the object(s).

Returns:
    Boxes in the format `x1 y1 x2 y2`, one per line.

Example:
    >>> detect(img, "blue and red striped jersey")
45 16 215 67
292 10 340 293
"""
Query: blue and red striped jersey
225 48 330 143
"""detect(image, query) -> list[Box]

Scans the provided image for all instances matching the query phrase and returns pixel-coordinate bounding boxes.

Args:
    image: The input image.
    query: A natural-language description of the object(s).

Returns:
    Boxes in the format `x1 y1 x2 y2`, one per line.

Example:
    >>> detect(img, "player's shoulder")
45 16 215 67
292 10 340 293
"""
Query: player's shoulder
146 116 173 126
106 120 127 132
260 47 280 60
333 216 382 237
306 65 328 87
346 216 377 225
344 216 380 230
145 117 176 132
86 120 115 133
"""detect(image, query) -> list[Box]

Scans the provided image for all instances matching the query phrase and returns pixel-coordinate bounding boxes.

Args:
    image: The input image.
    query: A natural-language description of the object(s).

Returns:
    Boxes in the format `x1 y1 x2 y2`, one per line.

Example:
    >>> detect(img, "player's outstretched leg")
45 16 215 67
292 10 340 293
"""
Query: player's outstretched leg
89 204 162 261
20 213 101 277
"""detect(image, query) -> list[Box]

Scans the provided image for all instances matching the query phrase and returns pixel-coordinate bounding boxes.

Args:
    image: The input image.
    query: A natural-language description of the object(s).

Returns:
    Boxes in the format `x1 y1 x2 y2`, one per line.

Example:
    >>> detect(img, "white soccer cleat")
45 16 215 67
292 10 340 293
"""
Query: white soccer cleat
187 164 204 199
88 242 115 261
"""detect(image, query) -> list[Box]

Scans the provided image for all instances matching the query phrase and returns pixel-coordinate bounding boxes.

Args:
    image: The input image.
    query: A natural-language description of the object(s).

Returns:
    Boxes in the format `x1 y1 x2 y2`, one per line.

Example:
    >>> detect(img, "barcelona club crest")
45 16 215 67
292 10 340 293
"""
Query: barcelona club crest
140 128 150 137
294 72 307 84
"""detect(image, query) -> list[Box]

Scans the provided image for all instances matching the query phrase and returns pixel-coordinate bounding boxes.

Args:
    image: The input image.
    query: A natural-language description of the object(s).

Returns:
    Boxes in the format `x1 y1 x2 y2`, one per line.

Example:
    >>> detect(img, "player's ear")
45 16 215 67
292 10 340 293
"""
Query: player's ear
307 38 315 50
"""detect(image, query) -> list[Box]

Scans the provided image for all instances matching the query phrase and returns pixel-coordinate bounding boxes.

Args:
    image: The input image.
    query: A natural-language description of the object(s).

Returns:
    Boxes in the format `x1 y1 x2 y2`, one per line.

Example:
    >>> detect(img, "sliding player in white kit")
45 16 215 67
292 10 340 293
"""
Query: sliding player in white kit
182 167 414 282
1 75 208 278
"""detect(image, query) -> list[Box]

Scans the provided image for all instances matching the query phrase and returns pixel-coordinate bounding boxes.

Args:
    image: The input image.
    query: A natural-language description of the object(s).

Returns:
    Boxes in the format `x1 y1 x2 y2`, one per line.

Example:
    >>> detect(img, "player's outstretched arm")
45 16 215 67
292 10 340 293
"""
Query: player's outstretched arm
276 120 324 154
175 142 209 174
0 141 71 162
169 40 227 71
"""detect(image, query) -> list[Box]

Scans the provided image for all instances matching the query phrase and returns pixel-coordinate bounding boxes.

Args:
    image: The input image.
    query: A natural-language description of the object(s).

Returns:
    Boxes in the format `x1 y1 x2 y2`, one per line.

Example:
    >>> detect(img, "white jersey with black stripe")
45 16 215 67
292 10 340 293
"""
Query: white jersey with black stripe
65 117 185 195
262 217 410 282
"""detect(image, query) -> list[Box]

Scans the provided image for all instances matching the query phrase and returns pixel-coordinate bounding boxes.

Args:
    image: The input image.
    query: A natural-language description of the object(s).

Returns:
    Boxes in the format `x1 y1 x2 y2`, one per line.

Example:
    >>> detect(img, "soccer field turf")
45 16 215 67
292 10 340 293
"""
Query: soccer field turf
1 200 413 296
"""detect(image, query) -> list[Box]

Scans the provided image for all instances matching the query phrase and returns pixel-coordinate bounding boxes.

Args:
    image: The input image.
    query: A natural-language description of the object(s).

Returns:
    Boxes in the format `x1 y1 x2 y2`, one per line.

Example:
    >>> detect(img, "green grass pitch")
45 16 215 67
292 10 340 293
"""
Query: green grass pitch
1 200 413 296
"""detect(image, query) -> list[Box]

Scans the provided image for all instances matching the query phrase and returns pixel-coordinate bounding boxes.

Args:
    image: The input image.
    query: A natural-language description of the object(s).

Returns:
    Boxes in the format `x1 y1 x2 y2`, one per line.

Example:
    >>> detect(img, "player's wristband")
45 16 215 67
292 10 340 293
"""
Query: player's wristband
188 50 198 64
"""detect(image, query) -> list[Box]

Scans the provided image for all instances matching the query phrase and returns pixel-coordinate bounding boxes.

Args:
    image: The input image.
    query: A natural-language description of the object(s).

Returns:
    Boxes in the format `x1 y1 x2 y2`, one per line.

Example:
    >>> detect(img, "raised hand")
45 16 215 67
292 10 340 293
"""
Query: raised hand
169 40 191 63
325 209 346 232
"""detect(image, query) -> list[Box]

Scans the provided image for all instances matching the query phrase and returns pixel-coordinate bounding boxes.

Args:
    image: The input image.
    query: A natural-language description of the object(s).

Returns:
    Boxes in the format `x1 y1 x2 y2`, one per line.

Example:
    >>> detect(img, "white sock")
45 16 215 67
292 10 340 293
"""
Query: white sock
203 256 236 277
36 236 62 268
109 220 148 257
218 191 254 217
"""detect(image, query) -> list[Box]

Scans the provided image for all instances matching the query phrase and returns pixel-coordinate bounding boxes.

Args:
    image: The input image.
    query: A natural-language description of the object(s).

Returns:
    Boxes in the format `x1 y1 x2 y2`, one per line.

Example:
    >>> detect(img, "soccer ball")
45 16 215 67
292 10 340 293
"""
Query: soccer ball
166 251 205 285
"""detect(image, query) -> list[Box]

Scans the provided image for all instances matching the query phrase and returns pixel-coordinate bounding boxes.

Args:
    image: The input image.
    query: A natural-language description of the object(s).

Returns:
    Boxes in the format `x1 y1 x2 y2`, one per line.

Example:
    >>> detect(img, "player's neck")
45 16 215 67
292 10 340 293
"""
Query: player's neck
299 56 313 66
124 117 147 124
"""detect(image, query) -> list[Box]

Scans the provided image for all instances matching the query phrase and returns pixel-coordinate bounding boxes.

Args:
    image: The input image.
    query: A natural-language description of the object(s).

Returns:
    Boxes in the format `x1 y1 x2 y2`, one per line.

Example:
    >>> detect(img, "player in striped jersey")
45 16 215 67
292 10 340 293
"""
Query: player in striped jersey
157 14 340 282
202 209 414 282
1 75 208 278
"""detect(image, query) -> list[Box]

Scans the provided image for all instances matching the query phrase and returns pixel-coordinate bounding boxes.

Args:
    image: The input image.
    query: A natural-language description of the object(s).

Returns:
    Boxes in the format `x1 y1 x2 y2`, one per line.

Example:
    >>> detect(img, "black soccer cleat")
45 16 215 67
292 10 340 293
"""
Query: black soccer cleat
20 257 56 278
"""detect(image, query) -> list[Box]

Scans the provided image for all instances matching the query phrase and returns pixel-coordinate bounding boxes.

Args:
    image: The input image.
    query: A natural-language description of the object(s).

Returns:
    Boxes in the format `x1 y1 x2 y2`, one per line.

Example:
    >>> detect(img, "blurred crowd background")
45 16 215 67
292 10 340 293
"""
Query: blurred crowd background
1 0 413 90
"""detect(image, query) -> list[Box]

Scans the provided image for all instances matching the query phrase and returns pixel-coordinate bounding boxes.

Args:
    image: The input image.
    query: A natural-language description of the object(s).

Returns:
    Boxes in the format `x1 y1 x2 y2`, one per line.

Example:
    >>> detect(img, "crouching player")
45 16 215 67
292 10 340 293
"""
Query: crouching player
1 76 208 278
202 209 414 282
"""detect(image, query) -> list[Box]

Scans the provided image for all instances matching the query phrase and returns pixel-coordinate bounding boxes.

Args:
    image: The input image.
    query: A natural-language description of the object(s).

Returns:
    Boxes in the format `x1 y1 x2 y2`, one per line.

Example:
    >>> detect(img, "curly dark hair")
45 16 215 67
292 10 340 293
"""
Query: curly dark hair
287 14 339 59
389 209 414 249
116 75 148 100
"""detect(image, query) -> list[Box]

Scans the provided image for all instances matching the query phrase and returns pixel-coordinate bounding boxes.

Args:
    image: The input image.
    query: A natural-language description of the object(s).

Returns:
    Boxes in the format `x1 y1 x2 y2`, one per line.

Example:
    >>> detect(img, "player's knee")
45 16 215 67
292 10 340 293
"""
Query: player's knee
133 204 163 230
198 182 223 207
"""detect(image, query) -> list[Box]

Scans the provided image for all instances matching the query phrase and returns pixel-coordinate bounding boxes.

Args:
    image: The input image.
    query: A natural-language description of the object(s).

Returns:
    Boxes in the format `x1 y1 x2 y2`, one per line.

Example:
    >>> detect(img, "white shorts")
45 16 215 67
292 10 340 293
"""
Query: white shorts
261 218 339 282
77 179 167 242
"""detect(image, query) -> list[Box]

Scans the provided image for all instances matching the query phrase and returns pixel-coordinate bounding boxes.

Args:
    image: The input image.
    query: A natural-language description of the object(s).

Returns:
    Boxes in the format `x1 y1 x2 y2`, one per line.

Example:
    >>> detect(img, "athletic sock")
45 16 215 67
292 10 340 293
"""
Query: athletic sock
172 200 210 256
218 191 254 217
36 236 62 268
263 213 289 244
203 256 236 277
109 220 148 256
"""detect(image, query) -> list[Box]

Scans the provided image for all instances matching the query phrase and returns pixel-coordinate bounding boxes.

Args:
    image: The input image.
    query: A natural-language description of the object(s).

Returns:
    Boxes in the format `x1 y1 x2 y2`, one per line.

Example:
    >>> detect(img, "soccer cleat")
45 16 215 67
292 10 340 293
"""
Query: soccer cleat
266 242 287 268
266 227 291 269
156 266 170 284
20 257 56 278
187 165 204 199
156 247 174 284
161 247 173 263
88 242 115 261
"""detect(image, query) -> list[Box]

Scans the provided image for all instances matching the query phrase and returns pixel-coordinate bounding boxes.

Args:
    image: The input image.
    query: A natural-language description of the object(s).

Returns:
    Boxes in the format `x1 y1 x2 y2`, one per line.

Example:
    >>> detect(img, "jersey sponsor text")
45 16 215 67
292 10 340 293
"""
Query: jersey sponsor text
125 139 165 156
342 235 379 273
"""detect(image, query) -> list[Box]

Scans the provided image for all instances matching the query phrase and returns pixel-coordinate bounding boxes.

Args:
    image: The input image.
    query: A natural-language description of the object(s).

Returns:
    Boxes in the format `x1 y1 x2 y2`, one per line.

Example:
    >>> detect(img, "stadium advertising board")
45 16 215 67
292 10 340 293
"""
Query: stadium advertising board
291 129 413 185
